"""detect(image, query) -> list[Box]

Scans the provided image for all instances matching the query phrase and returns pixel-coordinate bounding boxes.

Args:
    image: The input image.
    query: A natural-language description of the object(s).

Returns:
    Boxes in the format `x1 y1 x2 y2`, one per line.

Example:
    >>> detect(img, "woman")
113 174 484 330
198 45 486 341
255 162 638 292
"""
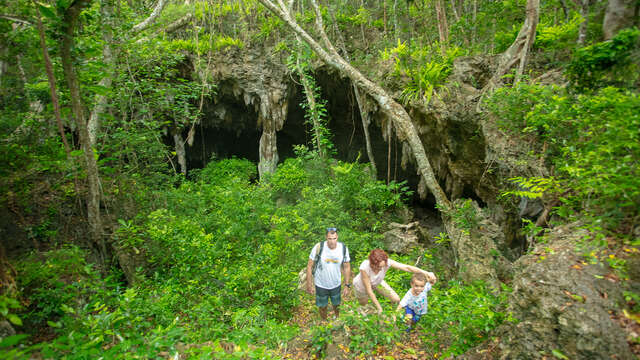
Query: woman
353 249 436 314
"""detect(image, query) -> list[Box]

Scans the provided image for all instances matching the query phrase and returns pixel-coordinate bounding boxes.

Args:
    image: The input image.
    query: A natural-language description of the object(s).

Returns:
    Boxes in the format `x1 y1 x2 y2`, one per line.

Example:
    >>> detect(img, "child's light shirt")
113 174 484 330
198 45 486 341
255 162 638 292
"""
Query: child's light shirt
399 282 432 315
309 242 350 289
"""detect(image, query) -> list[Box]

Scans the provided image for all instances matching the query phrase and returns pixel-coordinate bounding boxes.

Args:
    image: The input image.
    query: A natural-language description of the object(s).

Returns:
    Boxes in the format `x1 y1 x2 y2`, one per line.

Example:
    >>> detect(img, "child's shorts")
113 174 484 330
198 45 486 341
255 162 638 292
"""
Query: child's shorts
404 306 423 323
316 285 341 307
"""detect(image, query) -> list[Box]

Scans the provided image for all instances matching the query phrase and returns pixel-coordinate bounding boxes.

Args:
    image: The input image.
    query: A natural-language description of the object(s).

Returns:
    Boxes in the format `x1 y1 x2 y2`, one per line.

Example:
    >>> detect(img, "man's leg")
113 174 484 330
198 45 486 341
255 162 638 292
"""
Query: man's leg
329 286 341 318
316 286 330 320
319 306 328 320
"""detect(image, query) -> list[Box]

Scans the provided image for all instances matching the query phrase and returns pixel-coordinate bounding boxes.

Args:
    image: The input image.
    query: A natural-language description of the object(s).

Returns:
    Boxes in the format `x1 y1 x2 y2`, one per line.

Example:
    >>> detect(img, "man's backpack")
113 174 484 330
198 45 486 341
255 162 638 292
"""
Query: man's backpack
311 241 347 277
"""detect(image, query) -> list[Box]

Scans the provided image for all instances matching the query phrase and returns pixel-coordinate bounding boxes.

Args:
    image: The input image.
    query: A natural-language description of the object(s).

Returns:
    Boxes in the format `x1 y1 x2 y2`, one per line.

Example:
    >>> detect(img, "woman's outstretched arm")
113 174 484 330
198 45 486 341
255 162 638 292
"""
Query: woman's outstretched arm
389 260 437 284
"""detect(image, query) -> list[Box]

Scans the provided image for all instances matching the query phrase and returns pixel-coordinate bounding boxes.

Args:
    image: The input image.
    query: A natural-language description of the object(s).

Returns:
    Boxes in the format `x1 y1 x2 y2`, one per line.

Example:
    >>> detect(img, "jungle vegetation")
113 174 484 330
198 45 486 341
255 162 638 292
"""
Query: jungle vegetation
0 0 638 358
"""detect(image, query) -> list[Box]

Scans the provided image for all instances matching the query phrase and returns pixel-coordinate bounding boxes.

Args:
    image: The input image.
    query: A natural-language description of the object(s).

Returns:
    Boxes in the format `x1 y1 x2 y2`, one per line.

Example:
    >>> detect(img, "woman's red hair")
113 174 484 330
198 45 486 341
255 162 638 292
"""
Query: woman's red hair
368 249 388 265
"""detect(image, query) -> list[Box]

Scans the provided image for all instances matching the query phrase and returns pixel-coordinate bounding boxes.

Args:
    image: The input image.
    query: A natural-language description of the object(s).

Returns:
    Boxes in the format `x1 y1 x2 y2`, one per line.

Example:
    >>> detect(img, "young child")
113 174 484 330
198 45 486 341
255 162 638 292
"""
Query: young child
396 272 435 331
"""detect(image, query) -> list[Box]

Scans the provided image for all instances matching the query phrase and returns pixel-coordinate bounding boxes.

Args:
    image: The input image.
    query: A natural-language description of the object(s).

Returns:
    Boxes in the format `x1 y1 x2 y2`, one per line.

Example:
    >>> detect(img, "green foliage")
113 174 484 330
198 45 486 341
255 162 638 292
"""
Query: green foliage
195 157 257 185
380 40 458 106
343 309 401 355
336 6 371 27
258 16 284 40
0 294 22 327
494 24 520 53
535 14 582 50
286 43 336 158
265 157 309 201
421 280 513 357
400 61 451 105
566 28 640 90
488 83 640 236
15 246 102 327
438 199 478 234
501 176 559 199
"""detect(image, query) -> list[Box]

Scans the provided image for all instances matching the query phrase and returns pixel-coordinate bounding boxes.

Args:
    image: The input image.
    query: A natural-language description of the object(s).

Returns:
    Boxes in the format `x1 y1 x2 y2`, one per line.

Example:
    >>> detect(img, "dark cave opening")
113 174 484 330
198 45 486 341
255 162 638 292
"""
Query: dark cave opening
181 71 490 223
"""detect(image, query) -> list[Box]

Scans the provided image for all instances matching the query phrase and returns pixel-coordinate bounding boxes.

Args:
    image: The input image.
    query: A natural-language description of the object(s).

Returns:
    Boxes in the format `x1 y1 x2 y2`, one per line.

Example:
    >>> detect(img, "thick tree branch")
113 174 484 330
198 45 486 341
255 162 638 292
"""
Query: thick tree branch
131 0 169 33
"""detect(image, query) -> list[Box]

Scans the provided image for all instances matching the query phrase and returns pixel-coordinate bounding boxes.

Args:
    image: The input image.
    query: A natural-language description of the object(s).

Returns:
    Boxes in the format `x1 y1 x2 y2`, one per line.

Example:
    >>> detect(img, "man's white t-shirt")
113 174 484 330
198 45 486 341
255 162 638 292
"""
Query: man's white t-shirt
309 242 350 289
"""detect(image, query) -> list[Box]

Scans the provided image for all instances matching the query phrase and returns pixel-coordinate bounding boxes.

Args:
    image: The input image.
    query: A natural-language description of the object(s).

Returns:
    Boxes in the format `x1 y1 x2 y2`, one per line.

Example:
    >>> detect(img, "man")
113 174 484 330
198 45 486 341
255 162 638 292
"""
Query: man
306 227 351 320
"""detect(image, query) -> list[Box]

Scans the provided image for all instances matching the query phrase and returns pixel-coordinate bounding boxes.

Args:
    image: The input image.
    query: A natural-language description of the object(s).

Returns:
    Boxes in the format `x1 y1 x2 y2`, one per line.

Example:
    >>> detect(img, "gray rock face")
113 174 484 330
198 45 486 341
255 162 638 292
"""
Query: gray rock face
466 222 634 359
382 222 421 254
0 320 15 338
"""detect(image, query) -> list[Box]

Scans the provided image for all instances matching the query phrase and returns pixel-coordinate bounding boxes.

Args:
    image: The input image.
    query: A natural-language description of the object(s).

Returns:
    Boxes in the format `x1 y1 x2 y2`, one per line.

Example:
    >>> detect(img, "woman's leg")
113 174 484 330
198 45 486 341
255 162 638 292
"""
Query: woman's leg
355 287 369 306
375 281 400 303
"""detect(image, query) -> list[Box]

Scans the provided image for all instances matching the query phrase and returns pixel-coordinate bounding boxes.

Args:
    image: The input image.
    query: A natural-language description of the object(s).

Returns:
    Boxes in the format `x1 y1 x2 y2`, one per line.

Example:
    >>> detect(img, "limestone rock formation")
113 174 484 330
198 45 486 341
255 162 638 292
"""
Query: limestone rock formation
382 222 421 254
465 222 635 359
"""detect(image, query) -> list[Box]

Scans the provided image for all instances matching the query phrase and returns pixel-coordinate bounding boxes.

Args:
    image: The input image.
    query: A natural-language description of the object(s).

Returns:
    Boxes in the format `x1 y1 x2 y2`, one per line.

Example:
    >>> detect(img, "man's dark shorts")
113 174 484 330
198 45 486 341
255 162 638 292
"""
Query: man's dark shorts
315 285 341 307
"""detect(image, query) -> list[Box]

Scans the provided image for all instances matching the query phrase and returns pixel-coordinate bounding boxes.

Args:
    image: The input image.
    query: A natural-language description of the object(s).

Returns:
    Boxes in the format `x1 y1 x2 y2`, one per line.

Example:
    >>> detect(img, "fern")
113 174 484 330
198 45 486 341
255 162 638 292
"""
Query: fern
501 176 559 199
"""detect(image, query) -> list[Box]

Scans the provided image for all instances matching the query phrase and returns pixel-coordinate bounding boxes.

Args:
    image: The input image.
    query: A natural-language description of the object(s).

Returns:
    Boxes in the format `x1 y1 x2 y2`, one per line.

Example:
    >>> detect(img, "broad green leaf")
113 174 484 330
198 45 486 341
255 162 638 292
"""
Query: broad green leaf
0 334 29 348
38 3 57 20
7 314 22 326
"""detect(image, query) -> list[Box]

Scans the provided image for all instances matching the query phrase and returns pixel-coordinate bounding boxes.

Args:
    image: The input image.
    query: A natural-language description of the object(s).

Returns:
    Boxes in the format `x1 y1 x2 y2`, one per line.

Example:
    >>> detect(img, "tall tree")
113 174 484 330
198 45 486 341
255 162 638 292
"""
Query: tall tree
435 0 449 56
89 0 171 147
59 0 106 259
602 0 638 40
33 2 71 156
484 0 540 90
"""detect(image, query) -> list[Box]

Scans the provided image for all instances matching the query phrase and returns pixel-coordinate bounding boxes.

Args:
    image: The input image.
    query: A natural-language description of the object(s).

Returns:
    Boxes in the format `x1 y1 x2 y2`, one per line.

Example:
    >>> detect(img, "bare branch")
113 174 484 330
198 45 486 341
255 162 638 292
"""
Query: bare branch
165 13 194 33
310 0 339 57
132 0 169 34
0 14 33 25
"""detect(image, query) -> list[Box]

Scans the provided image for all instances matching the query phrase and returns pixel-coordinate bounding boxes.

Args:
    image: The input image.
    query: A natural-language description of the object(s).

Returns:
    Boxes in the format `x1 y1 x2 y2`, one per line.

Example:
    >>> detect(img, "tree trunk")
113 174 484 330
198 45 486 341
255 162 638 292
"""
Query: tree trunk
450 0 460 22
60 0 106 261
393 0 399 40
131 0 169 33
435 0 449 56
383 0 388 35
88 0 116 147
484 0 539 91
258 118 278 179
34 3 71 155
355 87 377 177
603 0 638 40
257 0 451 211
577 0 589 46
172 129 187 176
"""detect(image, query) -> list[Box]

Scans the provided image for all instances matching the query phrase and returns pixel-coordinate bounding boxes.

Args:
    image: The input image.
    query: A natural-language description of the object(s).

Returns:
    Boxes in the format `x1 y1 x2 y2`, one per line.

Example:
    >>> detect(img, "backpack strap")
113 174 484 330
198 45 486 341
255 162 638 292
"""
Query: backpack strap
340 242 347 264
312 241 325 276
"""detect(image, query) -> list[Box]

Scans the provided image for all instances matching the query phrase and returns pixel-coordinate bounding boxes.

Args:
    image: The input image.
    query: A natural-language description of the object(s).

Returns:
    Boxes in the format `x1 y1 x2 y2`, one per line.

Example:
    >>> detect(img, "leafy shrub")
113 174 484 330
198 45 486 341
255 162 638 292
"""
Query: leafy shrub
535 14 582 50
15 246 101 327
488 84 640 234
0 294 22 328
265 157 308 201
421 280 513 357
196 157 257 185
400 61 451 105
566 28 640 90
